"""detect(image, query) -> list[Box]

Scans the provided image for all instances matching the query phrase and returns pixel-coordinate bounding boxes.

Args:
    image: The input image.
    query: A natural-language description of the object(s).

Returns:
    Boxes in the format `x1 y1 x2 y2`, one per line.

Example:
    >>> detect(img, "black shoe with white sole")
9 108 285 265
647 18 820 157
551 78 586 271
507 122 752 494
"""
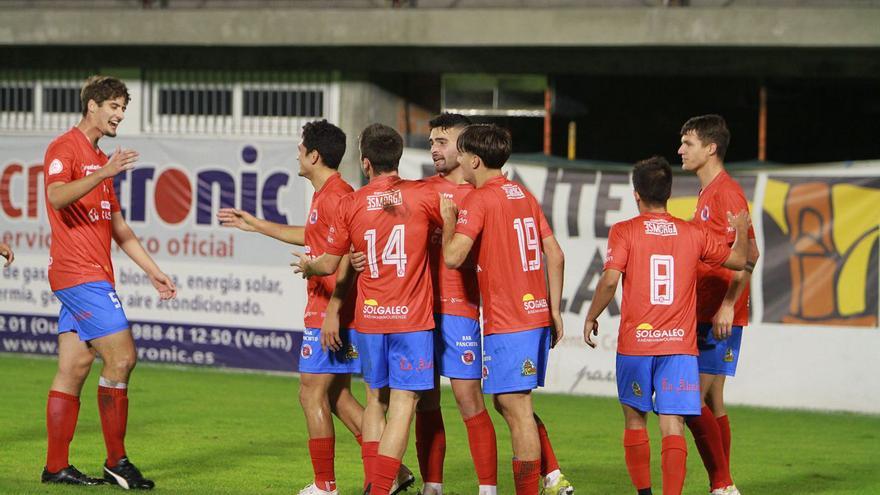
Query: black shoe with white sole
41 465 106 485
103 457 155 490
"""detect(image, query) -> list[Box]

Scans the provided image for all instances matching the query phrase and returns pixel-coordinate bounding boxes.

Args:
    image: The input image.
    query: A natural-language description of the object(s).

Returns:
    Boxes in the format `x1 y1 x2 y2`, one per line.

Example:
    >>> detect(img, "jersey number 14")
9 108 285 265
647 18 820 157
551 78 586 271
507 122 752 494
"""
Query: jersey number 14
364 225 407 278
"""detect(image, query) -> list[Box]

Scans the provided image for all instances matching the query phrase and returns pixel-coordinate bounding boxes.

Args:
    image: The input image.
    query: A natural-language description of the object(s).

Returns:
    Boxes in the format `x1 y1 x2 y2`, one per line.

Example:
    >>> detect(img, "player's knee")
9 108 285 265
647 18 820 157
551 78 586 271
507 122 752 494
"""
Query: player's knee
106 352 136 377
57 357 92 383
454 390 485 418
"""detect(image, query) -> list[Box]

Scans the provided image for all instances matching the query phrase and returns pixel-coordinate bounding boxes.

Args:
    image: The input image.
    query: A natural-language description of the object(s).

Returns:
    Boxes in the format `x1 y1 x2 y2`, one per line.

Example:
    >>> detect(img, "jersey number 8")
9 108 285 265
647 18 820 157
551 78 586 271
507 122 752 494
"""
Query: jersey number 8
650 254 674 305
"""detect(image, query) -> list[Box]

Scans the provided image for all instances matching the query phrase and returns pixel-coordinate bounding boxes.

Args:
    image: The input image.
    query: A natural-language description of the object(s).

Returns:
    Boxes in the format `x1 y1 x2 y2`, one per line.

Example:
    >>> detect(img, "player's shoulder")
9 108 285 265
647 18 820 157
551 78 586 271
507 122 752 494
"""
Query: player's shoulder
46 129 78 154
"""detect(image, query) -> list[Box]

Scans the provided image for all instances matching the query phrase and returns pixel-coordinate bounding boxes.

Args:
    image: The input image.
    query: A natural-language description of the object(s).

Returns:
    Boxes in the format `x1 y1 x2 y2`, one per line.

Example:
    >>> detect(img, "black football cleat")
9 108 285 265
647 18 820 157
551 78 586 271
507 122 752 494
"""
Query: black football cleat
103 457 155 490
41 465 106 485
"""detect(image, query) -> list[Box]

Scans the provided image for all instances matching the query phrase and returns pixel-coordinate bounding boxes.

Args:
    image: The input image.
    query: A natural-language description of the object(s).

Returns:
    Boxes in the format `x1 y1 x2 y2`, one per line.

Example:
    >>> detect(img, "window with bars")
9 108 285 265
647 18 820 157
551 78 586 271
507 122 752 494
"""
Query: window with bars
242 89 323 117
0 86 34 112
43 86 80 113
158 88 233 116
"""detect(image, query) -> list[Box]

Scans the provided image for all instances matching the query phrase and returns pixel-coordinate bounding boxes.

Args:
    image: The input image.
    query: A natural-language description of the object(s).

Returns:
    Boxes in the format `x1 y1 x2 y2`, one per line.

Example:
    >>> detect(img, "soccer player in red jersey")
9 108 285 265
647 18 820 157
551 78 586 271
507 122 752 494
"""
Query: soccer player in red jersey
441 124 570 495
410 113 498 495
679 115 759 495
0 243 13 266
293 124 440 495
218 120 387 495
582 156 749 495
41 76 177 489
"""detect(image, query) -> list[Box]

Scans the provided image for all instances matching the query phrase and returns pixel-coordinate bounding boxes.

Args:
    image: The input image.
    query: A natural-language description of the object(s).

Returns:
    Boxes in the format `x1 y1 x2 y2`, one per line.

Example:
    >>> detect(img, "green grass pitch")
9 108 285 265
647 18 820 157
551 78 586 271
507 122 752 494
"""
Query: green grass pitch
1 354 878 494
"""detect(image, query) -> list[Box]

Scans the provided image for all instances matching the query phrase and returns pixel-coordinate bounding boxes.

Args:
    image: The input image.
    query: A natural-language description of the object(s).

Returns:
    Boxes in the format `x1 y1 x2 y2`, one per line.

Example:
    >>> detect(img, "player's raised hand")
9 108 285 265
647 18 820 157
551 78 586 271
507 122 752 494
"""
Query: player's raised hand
217 208 258 232
0 243 14 267
290 251 313 279
150 271 177 300
439 194 458 225
101 147 138 178
584 319 599 348
349 249 367 273
320 312 343 352
727 209 751 233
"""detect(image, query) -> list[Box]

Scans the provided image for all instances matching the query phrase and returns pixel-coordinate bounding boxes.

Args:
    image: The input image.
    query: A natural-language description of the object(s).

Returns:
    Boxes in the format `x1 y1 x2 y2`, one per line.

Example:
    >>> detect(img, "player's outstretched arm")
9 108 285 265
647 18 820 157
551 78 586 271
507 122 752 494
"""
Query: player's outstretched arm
721 210 750 271
47 148 138 210
217 208 305 246
583 269 621 348
110 212 177 300
0 243 14 267
291 252 342 279
542 234 565 347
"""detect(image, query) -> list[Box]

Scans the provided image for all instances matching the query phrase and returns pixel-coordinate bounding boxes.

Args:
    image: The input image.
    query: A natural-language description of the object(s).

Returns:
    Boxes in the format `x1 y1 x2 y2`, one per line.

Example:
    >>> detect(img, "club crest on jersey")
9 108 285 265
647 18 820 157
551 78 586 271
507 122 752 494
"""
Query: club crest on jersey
501 183 525 200
309 209 318 224
301 344 313 359
521 358 537 376
700 205 710 221
48 159 63 176
366 189 403 211
482 365 489 379
644 219 678 236
461 350 476 365
346 344 359 360
632 381 643 397
724 347 735 362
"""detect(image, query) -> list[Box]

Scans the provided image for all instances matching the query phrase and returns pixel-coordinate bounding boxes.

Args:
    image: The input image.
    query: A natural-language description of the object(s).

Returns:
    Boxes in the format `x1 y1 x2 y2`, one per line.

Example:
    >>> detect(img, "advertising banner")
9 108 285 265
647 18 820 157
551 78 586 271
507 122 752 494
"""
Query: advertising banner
2 137 877 412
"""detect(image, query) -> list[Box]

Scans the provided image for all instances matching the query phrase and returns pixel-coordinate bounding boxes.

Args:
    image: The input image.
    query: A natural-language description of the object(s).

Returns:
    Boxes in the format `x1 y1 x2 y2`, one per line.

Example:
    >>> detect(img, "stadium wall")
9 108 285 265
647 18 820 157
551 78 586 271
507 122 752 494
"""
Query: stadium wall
1 137 877 413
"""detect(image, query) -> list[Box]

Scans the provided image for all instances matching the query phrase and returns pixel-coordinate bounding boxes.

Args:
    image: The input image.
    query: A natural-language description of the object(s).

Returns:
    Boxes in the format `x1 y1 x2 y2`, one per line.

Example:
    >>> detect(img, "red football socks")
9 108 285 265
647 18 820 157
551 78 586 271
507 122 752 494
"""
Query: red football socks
536 420 560 477
46 391 80 472
361 441 379 489
660 435 687 495
308 437 336 490
687 406 732 489
464 409 498 486
370 454 402 495
415 408 446 484
512 459 540 495
624 428 652 491
97 386 128 468
717 414 731 463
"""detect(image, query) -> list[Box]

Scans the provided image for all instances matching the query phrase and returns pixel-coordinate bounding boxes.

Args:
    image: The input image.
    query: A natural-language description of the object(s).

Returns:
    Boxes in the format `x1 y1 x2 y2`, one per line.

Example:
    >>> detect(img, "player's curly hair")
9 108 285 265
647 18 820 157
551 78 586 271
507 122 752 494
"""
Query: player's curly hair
80 75 130 117
302 120 347 169
633 156 672 207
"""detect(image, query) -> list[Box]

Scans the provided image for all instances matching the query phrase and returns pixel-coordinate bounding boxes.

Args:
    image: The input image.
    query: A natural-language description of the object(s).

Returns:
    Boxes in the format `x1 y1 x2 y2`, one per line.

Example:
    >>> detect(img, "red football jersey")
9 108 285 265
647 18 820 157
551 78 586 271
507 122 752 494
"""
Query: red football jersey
43 128 121 291
692 171 755 326
422 175 480 320
605 212 730 356
455 176 553 335
325 175 441 334
303 173 356 329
